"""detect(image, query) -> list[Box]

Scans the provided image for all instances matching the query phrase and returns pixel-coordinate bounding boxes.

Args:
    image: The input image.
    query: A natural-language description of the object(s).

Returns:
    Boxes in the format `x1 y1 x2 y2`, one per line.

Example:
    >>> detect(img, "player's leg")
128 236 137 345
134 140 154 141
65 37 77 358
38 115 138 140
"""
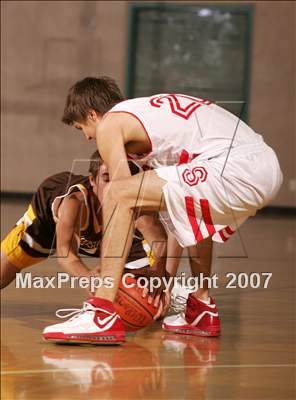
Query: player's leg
163 237 220 337
166 237 214 313
1 217 46 289
154 159 223 336
0 252 20 289
96 170 166 301
165 235 213 299
134 213 168 310
188 237 213 301
165 233 184 278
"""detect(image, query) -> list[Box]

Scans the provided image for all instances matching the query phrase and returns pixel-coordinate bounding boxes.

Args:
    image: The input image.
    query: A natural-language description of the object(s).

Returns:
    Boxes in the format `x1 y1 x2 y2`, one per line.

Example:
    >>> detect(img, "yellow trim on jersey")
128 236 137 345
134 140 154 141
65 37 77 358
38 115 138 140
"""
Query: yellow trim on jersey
26 204 36 222
77 183 88 192
142 239 155 267
1 220 45 270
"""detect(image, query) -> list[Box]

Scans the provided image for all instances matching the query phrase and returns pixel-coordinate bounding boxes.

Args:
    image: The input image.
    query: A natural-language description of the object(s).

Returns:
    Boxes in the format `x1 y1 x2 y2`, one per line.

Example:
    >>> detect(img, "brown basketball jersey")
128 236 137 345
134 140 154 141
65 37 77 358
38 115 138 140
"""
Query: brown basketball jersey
18 169 150 266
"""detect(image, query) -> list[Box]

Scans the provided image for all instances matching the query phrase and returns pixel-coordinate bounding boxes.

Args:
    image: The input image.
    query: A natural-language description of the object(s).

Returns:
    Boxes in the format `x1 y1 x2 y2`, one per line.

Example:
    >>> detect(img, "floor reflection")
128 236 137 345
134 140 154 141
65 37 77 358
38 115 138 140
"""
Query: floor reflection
1 333 220 400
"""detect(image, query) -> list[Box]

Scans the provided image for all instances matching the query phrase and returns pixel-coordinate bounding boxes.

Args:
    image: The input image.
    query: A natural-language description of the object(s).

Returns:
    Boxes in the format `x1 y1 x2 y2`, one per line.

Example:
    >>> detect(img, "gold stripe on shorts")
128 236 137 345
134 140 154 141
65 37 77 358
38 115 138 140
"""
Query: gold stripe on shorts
1 217 45 269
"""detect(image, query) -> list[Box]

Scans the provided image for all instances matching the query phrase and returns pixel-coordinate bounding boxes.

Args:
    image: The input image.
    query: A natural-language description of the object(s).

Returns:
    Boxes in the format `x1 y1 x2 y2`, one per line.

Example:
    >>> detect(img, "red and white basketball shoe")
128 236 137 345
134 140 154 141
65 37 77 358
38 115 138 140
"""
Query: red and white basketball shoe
43 297 125 344
162 294 221 337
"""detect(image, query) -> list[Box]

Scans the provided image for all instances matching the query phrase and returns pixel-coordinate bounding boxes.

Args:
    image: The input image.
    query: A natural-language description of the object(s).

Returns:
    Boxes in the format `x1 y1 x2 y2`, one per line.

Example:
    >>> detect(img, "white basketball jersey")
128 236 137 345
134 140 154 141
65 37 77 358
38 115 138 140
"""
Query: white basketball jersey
109 94 264 168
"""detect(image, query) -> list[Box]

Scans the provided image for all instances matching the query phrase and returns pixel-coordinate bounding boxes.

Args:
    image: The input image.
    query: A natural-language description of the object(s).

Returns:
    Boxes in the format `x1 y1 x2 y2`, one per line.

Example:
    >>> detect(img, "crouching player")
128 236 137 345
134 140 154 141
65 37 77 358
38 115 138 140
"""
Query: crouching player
44 76 282 344
1 151 168 314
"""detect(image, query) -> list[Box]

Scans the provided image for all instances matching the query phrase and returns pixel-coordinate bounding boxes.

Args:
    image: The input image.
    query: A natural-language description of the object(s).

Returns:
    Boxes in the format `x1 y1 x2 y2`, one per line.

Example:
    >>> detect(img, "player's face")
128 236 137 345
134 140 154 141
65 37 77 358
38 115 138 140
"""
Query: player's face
73 120 96 140
74 111 101 140
98 164 110 188
91 163 110 201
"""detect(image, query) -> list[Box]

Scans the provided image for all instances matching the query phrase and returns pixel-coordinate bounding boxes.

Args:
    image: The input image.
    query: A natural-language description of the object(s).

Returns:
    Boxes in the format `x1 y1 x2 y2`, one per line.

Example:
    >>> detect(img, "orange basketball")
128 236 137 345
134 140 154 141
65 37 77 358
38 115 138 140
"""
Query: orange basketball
114 274 158 331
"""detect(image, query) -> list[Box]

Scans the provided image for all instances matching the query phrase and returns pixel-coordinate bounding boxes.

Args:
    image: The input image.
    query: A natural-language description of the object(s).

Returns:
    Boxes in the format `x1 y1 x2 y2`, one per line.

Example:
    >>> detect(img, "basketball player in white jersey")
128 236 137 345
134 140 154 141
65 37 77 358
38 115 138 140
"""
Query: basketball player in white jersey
43 77 282 344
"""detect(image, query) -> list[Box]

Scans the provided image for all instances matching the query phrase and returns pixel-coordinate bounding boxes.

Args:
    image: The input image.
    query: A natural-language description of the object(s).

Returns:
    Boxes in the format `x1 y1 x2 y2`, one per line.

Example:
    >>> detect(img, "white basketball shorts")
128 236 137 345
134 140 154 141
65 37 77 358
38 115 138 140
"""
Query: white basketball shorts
155 142 283 247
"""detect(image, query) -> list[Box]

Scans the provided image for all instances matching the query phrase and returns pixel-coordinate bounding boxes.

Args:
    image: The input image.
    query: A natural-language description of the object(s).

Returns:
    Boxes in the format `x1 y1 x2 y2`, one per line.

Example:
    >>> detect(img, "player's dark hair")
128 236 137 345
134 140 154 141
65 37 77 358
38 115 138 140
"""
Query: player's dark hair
88 151 141 179
88 151 103 179
62 76 124 125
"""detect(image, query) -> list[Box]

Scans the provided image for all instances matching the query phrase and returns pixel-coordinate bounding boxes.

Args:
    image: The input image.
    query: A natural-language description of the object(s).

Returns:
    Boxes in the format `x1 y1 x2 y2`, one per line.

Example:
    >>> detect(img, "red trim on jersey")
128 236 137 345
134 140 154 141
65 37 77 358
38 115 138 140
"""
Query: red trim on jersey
218 229 229 242
185 196 204 242
200 199 216 236
192 153 200 160
176 94 212 106
178 151 200 166
108 111 153 154
218 230 228 242
178 150 190 165
225 226 235 235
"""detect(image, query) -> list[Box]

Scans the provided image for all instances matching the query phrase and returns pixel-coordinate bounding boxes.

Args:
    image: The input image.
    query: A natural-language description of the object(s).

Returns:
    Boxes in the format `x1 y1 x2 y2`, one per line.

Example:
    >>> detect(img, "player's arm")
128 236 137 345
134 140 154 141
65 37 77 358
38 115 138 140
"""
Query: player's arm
55 195 91 278
96 112 150 181
135 214 171 316
134 214 167 274
96 113 131 181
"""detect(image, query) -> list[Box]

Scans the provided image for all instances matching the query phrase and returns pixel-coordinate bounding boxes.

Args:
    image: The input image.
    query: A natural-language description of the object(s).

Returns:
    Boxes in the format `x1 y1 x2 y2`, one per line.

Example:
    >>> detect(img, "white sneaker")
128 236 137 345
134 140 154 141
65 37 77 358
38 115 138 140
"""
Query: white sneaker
163 312 188 327
43 297 125 344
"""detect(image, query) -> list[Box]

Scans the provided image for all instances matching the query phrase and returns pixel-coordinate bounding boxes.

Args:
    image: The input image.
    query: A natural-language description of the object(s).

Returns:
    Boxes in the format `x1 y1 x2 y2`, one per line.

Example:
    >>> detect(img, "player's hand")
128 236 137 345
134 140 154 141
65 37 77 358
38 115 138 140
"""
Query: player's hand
141 270 172 318
153 290 171 320
140 289 170 320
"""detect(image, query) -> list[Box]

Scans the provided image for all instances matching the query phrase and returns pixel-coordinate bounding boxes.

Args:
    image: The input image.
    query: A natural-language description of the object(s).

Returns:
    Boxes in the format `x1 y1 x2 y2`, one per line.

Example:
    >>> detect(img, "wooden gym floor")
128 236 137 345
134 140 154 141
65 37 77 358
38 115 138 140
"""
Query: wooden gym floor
1 200 295 399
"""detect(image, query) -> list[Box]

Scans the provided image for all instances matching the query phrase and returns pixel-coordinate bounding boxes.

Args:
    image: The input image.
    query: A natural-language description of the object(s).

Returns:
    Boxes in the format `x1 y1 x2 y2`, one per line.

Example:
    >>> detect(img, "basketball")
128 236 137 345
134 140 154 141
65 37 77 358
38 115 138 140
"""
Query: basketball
114 274 158 331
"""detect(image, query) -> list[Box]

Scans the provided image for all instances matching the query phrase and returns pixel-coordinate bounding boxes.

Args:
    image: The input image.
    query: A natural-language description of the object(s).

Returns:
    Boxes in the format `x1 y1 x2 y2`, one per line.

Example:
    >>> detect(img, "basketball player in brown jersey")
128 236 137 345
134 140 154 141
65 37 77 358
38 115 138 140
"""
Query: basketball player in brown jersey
1 151 168 302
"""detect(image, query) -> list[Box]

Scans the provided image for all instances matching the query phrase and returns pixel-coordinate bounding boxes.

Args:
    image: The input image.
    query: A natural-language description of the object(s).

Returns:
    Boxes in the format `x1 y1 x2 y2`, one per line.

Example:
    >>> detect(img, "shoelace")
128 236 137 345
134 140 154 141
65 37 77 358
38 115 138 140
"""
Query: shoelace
56 302 115 321
169 295 188 312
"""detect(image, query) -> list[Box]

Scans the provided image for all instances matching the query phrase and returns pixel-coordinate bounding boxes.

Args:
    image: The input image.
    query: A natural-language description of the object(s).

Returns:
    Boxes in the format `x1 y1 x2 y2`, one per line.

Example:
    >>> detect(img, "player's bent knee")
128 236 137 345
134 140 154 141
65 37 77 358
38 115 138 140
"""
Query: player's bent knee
103 180 132 205
102 171 166 212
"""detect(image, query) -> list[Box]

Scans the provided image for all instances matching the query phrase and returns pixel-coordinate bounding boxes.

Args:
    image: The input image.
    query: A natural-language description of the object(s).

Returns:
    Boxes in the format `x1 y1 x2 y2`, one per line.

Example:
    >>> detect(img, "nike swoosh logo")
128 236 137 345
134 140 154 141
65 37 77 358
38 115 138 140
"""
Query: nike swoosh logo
95 314 118 332
97 313 116 326
191 311 219 326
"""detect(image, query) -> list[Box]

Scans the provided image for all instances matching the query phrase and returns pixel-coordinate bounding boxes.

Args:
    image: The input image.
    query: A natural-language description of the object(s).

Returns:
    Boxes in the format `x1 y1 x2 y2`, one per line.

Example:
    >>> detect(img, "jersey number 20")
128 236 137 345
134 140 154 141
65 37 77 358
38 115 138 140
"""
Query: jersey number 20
150 94 211 120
